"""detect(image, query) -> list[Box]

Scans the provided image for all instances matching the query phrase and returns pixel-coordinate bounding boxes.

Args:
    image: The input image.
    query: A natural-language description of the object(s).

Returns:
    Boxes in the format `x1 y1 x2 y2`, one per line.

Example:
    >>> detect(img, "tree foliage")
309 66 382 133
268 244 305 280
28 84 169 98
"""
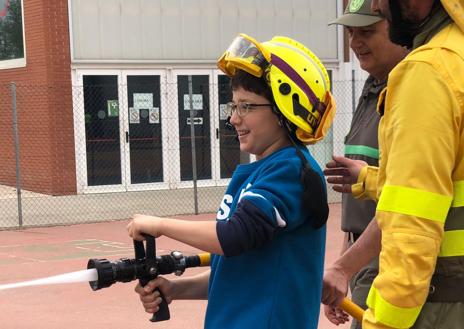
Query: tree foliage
0 0 24 60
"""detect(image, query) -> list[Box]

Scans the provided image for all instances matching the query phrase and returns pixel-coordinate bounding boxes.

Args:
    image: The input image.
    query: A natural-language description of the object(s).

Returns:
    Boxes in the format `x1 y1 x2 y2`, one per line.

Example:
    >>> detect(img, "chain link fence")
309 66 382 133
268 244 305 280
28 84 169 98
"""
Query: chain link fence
0 73 365 229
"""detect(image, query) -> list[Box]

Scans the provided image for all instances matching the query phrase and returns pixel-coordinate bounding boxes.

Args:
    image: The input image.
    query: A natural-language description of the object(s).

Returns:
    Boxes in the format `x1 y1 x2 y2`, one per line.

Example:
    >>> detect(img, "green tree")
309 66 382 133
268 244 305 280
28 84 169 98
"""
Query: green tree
0 0 24 60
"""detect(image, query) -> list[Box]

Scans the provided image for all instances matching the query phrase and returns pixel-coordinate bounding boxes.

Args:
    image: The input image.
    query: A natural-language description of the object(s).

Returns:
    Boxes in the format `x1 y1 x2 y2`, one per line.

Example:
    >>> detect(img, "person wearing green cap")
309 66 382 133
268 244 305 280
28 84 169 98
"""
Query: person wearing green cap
322 1 407 328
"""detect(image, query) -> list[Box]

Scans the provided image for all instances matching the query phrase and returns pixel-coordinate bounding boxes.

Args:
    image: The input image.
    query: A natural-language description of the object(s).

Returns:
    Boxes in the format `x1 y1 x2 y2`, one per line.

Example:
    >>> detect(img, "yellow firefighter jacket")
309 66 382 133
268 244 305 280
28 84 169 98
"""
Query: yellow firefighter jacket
358 1 464 328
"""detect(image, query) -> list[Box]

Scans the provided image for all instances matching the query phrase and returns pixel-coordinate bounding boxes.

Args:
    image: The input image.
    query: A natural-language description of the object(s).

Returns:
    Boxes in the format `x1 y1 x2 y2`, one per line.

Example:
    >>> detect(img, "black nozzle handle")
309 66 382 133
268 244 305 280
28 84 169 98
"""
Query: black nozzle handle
139 272 171 322
135 235 171 322
138 275 171 322
150 290 170 322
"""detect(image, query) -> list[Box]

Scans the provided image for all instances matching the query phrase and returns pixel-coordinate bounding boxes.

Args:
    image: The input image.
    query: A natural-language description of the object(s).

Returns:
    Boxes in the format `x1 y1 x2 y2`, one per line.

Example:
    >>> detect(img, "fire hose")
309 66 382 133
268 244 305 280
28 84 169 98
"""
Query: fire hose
87 235 364 323
340 297 364 323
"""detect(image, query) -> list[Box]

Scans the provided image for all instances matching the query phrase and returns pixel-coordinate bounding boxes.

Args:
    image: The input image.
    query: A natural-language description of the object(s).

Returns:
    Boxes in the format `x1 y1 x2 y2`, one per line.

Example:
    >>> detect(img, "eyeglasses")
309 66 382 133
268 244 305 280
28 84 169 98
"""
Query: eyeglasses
225 102 272 117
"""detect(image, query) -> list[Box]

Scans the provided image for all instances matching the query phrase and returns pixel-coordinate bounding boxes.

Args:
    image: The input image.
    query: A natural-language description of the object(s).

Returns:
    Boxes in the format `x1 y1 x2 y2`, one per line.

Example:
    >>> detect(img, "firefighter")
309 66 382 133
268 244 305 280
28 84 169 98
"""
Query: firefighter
322 0 464 328
323 0 408 328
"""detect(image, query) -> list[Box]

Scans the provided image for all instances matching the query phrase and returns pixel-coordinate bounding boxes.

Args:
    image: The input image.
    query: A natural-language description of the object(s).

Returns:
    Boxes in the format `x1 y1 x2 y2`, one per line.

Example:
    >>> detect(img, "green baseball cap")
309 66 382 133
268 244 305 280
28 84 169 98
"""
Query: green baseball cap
329 0 384 27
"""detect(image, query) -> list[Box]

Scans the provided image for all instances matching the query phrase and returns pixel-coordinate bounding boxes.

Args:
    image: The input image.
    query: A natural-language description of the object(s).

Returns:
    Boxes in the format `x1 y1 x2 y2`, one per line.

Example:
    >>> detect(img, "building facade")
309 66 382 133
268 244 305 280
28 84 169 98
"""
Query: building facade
0 0 359 197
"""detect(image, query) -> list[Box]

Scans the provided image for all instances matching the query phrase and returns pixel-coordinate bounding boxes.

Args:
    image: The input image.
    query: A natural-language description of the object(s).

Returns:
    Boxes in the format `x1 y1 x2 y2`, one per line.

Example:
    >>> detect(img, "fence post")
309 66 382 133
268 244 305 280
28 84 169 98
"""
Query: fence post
188 75 199 215
11 82 23 229
351 69 356 113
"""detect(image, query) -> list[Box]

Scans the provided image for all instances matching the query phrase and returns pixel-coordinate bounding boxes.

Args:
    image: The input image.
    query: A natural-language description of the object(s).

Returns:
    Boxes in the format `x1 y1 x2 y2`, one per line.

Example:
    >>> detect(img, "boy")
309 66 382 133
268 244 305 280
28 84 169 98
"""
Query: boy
128 34 336 328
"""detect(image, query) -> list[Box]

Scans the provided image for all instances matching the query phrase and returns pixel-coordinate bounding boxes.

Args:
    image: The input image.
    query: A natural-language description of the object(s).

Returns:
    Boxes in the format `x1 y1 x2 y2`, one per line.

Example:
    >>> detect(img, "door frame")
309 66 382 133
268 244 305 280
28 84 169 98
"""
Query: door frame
73 69 127 194
73 69 172 193
72 68 234 193
168 69 219 189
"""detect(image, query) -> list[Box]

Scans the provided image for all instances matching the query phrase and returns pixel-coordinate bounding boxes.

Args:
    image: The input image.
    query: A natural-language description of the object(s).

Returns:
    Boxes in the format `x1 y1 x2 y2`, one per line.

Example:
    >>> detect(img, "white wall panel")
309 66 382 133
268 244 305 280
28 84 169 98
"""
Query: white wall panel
161 0 182 59
255 0 274 38
218 1 239 49
201 0 221 59
140 1 163 58
70 0 339 62
72 0 101 58
181 0 202 59
100 0 122 59
274 1 294 37
121 1 142 59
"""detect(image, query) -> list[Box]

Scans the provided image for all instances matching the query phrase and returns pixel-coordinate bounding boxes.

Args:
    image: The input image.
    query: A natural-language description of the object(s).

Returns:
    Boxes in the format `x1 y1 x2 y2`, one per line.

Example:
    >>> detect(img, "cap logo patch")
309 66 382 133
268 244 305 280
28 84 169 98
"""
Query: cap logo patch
349 0 364 13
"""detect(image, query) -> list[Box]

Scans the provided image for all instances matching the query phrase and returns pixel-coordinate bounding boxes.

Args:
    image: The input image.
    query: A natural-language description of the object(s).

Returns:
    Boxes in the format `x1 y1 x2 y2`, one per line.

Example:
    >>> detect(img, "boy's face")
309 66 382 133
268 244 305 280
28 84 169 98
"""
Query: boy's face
229 87 289 159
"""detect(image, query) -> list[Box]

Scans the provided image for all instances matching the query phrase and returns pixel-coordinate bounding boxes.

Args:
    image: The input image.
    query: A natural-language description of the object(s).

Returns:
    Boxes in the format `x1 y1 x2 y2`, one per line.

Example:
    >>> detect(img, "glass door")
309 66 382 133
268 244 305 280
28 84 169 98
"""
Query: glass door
74 69 249 192
82 75 122 187
125 74 164 185
216 74 246 179
76 70 168 193
168 70 249 188
175 74 212 182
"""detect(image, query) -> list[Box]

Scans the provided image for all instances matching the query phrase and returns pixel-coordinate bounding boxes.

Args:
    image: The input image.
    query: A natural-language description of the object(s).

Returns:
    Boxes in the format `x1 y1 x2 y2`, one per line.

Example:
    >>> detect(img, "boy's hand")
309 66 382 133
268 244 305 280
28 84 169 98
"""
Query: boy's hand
134 277 175 314
127 214 164 240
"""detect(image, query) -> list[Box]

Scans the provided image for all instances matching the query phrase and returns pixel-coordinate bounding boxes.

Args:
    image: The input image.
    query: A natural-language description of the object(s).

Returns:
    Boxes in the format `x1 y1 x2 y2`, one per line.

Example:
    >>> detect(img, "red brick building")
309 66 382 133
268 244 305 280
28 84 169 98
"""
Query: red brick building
0 0 343 196
0 0 75 195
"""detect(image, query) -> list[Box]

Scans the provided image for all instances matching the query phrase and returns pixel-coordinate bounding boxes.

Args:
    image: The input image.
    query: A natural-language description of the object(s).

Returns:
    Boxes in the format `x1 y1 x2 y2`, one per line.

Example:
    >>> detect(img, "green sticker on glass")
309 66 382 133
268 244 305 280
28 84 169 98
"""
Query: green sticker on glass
349 0 364 12
107 100 119 117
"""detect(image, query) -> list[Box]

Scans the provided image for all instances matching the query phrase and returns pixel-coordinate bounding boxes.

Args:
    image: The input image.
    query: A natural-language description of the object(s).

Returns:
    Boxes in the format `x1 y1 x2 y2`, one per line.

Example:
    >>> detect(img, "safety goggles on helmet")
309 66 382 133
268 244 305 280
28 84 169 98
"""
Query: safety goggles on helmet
217 34 272 78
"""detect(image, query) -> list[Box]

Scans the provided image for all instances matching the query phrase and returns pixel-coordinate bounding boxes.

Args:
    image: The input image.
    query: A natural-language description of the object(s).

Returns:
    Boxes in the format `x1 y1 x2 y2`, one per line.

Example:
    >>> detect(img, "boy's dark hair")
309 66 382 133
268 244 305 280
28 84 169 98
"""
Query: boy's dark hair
230 70 274 104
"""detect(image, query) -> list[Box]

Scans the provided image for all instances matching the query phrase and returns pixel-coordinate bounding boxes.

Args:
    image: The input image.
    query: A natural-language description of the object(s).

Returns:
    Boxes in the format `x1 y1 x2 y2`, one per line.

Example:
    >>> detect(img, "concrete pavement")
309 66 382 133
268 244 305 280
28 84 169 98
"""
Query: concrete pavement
0 203 350 329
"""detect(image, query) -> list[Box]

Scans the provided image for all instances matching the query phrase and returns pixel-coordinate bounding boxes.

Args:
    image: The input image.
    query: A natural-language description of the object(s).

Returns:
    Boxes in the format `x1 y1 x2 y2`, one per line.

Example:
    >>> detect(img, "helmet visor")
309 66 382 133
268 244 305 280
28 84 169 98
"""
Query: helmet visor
217 34 271 77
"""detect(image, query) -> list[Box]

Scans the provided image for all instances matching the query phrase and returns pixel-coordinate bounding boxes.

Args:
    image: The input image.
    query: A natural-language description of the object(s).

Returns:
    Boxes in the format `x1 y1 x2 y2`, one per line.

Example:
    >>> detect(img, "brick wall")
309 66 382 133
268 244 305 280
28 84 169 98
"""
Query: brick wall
0 0 76 195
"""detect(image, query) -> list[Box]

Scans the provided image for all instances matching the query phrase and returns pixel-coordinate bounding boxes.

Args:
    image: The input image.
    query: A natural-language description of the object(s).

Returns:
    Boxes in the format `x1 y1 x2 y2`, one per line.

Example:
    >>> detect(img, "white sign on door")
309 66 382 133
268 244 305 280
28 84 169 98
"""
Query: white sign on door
187 117 204 125
184 94 203 110
149 107 160 124
132 93 159 124
129 107 140 124
134 93 153 109
219 104 228 120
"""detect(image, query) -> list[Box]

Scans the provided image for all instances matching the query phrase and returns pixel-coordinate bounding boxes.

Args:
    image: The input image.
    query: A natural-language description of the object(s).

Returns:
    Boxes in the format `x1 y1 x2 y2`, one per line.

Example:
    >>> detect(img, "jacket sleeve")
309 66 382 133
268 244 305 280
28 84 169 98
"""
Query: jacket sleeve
362 59 457 329
352 165 379 201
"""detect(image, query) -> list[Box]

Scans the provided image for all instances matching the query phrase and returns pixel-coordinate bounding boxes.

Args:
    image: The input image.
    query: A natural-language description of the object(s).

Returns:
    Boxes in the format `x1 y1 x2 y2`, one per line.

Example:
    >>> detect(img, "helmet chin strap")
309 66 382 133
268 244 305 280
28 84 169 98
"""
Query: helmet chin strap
272 105 299 144
224 116 239 142
225 116 234 131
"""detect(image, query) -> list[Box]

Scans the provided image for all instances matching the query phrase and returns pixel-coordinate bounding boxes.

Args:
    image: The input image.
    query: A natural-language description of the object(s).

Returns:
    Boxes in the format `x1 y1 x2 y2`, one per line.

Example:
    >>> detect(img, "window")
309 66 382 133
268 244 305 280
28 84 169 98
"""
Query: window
0 0 25 69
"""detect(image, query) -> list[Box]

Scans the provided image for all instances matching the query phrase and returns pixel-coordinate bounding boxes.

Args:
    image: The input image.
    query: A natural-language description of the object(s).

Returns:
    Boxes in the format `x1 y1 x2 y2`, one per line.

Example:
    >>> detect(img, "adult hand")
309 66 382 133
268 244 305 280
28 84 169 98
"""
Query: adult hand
324 155 367 193
127 214 164 240
134 276 176 314
321 263 350 307
323 304 350 325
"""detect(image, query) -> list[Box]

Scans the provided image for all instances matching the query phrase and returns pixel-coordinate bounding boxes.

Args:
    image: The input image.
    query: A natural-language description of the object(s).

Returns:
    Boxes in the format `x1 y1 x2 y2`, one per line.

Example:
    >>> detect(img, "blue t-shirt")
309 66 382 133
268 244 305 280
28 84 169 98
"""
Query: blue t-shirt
205 146 326 329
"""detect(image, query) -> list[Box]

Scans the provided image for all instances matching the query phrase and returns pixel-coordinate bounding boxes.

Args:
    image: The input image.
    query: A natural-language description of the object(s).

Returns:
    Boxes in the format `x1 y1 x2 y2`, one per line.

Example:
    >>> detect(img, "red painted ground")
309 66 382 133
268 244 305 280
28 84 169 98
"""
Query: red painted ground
0 204 349 329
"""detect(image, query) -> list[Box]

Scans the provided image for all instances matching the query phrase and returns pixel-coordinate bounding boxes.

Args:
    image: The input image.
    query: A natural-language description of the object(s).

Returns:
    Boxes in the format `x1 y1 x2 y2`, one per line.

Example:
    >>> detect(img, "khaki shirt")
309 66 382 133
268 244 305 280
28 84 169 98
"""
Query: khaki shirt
342 75 385 234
